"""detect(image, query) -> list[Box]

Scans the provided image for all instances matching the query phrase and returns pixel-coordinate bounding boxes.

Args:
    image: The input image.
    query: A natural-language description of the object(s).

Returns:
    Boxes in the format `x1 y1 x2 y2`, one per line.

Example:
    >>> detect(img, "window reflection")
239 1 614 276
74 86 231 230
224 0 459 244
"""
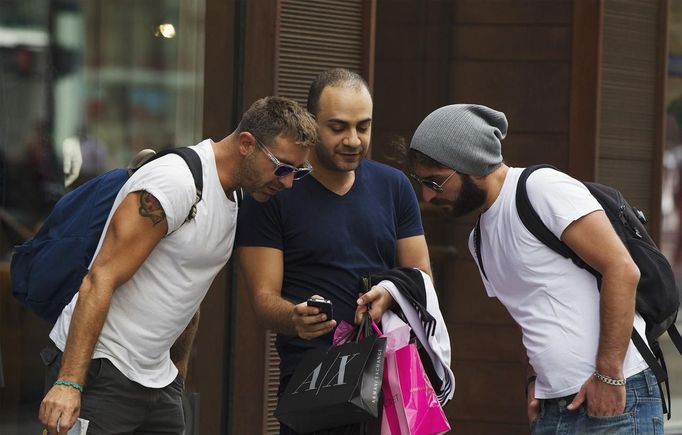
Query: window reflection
0 1 204 432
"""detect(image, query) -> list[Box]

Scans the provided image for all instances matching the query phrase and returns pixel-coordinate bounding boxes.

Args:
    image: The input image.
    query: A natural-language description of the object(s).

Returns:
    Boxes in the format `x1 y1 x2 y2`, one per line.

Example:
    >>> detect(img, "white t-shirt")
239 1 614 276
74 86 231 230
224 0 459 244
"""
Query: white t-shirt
51 139 237 388
468 167 648 399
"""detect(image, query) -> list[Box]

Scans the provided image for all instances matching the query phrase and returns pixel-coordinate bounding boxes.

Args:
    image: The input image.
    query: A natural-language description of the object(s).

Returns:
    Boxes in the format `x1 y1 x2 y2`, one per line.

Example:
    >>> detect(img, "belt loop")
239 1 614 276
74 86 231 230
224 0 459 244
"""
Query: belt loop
644 368 656 396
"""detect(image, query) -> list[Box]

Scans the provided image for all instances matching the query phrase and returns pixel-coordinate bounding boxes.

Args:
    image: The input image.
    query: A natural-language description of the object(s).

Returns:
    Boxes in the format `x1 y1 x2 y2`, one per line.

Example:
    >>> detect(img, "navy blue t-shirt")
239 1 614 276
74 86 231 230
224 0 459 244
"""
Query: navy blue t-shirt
235 159 424 376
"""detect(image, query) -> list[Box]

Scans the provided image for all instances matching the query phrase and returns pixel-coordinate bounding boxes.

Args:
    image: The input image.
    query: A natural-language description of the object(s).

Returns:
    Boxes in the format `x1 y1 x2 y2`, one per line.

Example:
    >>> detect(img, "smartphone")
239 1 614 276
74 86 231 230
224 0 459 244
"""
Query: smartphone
43 418 89 435
307 297 333 320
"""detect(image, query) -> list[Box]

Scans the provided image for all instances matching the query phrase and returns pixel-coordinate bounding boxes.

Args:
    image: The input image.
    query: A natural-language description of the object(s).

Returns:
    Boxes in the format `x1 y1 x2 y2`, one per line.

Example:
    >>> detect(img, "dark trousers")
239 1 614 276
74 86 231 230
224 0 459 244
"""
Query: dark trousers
41 341 185 435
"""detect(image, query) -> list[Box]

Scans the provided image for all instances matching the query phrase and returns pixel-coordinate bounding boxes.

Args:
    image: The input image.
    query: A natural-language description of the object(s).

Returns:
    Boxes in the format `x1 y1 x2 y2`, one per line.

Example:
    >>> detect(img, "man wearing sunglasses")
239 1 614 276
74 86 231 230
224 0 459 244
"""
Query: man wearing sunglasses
237 69 432 434
401 104 660 434
38 97 318 435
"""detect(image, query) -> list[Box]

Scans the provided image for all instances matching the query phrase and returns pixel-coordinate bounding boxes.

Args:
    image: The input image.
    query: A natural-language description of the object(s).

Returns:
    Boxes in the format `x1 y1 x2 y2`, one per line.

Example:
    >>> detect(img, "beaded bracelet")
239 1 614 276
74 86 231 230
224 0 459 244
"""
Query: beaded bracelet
593 371 626 386
54 379 84 393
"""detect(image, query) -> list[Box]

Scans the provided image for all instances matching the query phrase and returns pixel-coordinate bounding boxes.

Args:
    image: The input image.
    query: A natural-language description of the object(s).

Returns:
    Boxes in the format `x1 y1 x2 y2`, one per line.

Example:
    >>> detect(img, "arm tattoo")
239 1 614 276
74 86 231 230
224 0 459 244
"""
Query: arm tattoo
139 191 166 225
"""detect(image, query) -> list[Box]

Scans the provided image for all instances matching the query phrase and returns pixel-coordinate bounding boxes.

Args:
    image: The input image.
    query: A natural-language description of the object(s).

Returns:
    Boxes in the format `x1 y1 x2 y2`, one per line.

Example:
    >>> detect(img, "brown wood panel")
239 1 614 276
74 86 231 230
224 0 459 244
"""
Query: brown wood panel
452 25 571 62
452 0 572 25
202 0 236 141
449 360 526 422
650 0 669 244
230 1 278 434
374 23 426 60
189 1 238 434
191 269 229 435
450 323 524 363
568 0 602 181
450 61 571 133
599 158 654 218
503 133 569 169
232 263 268 435
373 60 443 127
447 261 516 325
451 421 529 435
597 0 666 244
276 0 366 104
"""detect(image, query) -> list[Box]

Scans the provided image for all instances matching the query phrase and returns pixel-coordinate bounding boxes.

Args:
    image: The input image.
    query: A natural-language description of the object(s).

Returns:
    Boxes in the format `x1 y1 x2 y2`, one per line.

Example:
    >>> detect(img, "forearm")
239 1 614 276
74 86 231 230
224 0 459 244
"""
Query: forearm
171 309 200 378
595 266 639 376
253 292 297 336
58 273 114 385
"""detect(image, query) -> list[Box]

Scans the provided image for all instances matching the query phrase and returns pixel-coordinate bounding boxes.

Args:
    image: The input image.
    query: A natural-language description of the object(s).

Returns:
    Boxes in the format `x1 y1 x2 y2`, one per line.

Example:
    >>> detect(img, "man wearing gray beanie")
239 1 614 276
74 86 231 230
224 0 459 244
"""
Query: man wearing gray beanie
403 104 661 433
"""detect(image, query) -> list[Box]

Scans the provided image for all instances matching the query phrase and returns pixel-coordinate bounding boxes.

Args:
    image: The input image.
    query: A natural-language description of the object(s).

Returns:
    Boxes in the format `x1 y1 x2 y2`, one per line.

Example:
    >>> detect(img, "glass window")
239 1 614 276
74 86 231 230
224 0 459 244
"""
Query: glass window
0 1 204 432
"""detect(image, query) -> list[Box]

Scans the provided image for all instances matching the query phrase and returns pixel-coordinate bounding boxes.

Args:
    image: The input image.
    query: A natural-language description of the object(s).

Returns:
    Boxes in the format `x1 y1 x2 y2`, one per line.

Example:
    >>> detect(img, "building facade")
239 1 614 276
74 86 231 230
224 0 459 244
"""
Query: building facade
0 1 678 434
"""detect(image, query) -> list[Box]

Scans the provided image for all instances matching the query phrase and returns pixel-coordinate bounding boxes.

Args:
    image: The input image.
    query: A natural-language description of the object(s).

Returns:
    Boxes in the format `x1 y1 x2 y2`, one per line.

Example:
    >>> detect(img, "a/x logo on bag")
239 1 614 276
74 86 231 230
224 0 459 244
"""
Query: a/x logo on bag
292 351 361 395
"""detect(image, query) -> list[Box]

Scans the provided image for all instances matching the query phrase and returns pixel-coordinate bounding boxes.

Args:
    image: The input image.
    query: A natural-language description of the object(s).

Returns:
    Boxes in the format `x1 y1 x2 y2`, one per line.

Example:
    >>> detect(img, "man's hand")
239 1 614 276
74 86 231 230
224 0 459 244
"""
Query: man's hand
39 384 81 434
62 136 83 187
292 296 336 340
527 378 540 424
355 285 394 324
566 375 626 416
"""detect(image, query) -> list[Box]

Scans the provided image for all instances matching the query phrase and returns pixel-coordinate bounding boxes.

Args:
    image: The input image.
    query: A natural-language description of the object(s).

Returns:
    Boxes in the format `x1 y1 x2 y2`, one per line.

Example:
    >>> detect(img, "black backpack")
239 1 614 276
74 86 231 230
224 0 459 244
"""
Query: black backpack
474 164 682 417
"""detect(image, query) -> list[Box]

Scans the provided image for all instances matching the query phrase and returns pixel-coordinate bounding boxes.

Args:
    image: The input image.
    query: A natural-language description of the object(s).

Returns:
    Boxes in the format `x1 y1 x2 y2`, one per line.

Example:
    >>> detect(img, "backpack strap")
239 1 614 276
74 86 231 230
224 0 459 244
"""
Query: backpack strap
516 165 670 389
516 165 599 277
474 216 488 281
668 324 682 356
141 147 203 222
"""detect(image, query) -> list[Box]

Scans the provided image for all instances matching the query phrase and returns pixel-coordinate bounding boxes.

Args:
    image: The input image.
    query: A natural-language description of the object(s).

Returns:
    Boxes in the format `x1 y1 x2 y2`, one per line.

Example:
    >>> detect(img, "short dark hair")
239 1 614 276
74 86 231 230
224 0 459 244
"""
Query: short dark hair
389 136 450 172
306 68 370 116
237 96 318 149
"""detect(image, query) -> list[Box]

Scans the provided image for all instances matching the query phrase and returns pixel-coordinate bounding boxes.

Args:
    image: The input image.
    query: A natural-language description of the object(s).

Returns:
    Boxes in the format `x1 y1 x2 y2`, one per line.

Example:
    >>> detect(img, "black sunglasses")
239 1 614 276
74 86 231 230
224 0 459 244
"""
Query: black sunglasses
254 136 313 180
409 171 456 192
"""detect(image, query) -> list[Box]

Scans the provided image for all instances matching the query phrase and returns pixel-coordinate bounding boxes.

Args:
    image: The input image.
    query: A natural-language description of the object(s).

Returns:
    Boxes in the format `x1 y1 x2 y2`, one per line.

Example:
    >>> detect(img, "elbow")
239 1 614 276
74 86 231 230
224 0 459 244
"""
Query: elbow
626 261 641 289
79 269 116 301
604 256 640 292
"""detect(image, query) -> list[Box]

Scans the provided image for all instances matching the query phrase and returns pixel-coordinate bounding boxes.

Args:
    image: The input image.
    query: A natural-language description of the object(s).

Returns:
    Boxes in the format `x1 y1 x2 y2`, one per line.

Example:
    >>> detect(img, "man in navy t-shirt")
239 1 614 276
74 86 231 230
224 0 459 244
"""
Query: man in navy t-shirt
236 68 432 434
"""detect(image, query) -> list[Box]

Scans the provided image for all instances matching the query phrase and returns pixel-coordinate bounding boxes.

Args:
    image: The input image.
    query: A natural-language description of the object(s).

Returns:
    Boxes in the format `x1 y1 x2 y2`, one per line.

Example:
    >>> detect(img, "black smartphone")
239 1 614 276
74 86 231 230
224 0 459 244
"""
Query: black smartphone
307 297 333 320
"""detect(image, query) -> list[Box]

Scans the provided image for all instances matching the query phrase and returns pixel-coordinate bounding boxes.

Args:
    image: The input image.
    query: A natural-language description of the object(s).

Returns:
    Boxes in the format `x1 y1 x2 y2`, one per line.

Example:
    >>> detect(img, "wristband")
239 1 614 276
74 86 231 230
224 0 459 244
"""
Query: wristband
593 371 626 386
54 379 84 393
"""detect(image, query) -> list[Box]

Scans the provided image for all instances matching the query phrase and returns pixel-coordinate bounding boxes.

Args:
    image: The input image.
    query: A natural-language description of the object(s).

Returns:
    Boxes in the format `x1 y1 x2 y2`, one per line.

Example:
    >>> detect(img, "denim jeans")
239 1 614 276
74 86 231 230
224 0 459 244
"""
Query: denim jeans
531 369 664 435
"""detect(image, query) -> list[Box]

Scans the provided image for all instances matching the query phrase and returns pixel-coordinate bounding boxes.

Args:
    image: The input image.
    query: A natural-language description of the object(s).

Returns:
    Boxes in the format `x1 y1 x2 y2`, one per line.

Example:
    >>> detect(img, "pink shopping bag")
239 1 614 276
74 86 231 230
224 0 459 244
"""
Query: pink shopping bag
381 337 450 435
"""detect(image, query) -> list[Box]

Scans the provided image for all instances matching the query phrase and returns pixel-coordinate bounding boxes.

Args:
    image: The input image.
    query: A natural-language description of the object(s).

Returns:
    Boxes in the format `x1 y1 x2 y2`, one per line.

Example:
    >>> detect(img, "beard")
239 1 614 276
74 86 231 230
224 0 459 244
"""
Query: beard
238 153 277 202
314 143 367 173
433 174 487 217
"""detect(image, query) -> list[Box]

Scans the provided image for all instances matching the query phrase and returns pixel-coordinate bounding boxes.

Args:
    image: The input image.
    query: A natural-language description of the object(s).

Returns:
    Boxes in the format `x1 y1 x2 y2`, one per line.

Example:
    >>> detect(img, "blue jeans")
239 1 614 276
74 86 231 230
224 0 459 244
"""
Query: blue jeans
531 369 664 435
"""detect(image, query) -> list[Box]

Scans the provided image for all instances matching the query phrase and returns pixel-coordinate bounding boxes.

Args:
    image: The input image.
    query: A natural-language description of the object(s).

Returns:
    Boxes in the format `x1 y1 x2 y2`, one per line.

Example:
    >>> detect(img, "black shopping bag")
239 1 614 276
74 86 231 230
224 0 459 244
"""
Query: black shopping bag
275 318 387 433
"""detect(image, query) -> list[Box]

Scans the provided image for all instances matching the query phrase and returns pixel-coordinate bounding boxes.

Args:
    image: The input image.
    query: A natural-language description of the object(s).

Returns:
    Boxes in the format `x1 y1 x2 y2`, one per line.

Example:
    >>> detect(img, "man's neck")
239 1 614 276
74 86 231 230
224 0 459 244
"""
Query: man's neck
211 135 242 199
308 151 357 195
480 164 509 213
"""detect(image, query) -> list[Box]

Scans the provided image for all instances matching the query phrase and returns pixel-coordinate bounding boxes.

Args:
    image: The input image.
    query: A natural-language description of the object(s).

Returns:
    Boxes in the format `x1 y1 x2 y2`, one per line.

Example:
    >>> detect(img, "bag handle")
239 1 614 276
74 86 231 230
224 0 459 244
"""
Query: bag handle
355 312 382 342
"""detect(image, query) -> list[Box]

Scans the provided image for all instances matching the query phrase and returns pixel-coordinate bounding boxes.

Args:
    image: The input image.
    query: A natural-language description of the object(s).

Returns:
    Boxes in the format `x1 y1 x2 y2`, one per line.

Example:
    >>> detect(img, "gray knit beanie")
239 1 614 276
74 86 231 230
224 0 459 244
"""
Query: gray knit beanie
410 104 507 176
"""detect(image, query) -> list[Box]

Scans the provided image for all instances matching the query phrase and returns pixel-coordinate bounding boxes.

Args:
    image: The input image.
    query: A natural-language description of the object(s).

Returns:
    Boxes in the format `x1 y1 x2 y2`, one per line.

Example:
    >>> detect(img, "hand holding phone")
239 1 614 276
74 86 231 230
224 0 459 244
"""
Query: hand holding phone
307 296 333 320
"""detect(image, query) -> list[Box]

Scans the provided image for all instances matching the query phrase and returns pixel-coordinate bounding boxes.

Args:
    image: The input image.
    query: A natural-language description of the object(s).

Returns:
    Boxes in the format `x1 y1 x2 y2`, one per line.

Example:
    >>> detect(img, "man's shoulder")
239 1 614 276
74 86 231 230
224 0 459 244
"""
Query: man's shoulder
523 166 584 197
361 159 408 182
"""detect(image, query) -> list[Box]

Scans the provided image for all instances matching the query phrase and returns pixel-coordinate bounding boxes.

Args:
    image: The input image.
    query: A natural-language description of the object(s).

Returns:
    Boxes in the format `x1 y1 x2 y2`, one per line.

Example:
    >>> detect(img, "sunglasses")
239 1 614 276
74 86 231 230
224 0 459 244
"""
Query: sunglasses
254 136 313 180
409 171 457 192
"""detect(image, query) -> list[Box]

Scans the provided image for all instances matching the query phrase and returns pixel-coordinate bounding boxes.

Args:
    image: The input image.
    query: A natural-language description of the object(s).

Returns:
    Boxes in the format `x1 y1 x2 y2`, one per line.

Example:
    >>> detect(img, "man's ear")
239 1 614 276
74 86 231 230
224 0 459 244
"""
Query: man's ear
238 131 256 156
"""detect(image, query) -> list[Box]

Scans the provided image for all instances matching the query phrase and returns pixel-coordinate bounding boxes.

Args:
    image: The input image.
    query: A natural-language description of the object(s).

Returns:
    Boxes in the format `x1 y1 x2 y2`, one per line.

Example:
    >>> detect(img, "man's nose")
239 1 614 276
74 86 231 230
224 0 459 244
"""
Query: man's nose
421 186 437 202
346 130 361 147
280 172 295 189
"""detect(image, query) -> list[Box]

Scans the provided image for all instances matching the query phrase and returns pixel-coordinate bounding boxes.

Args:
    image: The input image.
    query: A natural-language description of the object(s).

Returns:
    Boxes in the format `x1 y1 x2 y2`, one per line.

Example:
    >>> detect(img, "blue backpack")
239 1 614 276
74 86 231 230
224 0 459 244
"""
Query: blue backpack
9 147 203 324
